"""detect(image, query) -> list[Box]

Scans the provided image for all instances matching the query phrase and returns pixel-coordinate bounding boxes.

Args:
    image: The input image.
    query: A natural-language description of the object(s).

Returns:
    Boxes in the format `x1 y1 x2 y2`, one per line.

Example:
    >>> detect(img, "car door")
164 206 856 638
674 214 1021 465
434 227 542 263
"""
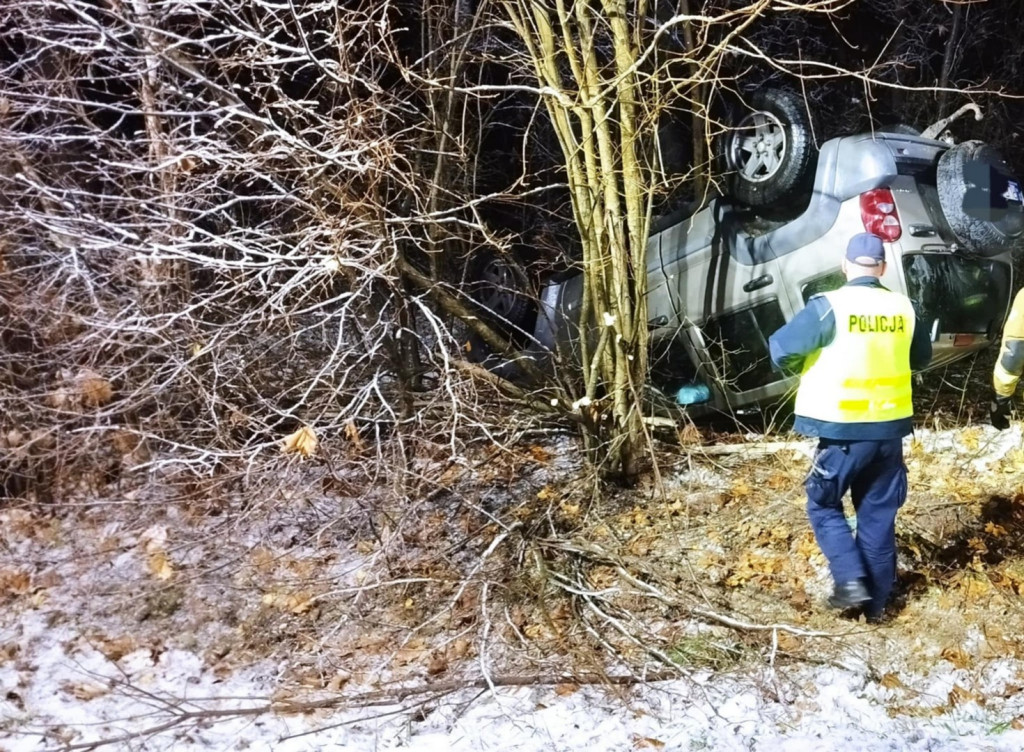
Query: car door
647 201 799 410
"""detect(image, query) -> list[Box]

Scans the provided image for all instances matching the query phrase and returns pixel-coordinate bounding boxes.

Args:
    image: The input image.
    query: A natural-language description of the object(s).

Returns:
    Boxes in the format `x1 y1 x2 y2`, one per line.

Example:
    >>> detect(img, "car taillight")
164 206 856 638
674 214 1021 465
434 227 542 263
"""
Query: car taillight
860 188 902 241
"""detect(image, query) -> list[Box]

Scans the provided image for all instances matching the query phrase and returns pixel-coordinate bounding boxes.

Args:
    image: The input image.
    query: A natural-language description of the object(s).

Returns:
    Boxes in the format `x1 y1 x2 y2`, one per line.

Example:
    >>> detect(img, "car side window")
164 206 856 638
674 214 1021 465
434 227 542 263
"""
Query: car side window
702 300 787 392
903 254 1011 335
801 271 845 303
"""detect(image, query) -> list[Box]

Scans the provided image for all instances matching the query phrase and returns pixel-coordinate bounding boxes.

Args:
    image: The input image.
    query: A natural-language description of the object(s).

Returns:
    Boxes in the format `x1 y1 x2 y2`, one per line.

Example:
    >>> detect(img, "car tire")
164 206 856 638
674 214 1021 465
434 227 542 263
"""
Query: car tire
723 88 816 207
937 140 1024 256
463 254 536 361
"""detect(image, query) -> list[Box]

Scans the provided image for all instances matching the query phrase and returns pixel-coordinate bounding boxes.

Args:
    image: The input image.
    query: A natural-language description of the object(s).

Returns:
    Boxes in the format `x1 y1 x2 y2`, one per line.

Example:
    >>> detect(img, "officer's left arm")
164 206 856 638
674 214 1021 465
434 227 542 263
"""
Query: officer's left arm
909 316 933 372
768 297 835 375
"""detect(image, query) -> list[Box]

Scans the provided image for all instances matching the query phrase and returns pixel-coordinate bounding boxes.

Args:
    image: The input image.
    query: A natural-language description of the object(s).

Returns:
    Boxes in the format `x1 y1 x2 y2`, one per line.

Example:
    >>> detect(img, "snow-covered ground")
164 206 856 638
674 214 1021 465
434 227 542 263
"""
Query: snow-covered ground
5 425 1024 751
4 602 1024 752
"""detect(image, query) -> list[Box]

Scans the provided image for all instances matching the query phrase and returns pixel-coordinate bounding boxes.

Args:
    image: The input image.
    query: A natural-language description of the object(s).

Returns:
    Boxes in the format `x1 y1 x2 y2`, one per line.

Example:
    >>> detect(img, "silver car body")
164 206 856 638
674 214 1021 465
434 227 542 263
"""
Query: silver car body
533 131 1016 412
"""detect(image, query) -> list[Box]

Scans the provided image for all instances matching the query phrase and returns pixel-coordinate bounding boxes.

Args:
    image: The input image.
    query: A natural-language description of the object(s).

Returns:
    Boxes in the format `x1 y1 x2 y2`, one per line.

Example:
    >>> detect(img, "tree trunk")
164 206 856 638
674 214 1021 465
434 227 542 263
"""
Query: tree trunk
502 0 654 481
937 1 964 115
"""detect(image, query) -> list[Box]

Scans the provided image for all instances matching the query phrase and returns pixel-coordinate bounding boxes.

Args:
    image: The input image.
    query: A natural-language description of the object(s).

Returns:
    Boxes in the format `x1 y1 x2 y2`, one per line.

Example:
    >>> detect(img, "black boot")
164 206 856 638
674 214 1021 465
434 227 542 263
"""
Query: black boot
828 579 871 610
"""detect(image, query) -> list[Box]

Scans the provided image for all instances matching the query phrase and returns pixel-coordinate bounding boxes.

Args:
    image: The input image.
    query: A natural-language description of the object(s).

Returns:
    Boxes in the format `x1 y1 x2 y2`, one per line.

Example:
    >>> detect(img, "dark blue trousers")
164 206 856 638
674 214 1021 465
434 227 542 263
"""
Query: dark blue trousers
805 438 907 617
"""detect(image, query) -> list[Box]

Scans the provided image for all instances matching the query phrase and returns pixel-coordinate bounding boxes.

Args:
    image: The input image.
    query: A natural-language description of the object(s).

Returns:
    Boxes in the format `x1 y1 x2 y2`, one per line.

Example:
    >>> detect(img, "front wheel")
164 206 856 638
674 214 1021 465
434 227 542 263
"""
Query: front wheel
463 254 537 362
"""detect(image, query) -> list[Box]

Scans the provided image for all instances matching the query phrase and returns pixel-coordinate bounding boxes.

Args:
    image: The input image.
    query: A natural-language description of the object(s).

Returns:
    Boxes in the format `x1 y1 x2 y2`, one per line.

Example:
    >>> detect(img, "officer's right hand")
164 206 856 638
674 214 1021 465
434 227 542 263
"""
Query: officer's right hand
990 396 1013 430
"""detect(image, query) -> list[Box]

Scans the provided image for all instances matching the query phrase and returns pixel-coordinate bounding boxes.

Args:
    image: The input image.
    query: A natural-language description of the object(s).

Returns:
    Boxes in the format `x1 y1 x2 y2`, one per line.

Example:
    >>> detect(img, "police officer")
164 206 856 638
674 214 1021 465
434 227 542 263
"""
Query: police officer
990 287 1024 429
768 233 932 620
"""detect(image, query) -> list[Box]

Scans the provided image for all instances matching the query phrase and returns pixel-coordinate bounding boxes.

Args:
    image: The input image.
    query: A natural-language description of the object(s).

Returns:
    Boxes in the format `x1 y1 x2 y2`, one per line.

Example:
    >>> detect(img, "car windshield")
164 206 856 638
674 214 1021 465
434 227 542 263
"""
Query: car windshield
902 253 1011 334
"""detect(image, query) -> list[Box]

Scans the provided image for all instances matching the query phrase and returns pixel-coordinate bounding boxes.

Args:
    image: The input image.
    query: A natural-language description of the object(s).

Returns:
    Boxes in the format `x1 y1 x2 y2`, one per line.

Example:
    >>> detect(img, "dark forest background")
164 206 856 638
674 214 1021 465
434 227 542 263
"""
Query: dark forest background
1 0 1023 494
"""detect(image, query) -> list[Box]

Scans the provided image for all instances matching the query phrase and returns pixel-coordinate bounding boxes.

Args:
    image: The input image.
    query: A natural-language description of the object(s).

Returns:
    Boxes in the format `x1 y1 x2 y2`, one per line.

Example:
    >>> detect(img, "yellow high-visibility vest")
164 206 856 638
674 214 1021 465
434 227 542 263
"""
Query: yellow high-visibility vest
994 287 1024 398
795 286 916 424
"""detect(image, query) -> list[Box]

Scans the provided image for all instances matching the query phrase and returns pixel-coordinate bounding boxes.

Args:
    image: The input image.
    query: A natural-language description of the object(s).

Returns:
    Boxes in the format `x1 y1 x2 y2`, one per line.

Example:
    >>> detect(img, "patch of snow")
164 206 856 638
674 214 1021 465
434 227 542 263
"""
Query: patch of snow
672 463 732 491
912 425 1023 472
5 596 1024 752
7 428 1024 751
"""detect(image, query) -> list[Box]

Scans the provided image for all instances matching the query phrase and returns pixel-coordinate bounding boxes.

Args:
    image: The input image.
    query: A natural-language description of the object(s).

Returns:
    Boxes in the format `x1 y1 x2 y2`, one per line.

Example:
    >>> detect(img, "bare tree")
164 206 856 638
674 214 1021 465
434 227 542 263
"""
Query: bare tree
0 0 529 501
492 0 817 479
497 0 657 480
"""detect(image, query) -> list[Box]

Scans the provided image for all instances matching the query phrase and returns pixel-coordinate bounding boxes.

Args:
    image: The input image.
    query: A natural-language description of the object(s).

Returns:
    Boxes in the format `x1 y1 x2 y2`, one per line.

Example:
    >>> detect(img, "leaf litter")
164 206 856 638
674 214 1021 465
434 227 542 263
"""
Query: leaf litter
3 427 1024 749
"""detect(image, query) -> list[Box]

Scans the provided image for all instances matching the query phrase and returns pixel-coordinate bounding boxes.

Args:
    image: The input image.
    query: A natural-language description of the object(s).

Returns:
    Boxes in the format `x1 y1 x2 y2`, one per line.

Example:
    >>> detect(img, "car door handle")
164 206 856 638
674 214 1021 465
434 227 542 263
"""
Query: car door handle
743 274 774 293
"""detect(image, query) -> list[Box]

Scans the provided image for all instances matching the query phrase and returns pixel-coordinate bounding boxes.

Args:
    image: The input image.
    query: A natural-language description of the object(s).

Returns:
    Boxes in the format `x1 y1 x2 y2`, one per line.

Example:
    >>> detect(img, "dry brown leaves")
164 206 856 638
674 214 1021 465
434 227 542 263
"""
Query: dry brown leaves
262 589 317 615
343 419 363 451
45 368 113 410
391 636 473 676
632 736 666 749
940 645 972 670
281 425 318 457
724 550 785 587
0 568 31 598
61 681 110 701
140 525 175 581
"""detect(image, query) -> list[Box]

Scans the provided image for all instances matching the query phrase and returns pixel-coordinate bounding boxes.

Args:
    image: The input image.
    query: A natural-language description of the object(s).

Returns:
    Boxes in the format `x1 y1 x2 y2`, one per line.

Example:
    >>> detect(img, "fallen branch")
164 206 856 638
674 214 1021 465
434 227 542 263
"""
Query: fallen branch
53 670 682 751
539 537 835 640
689 440 814 459
641 415 678 428
921 102 983 140
397 257 553 386
279 668 683 705
691 608 833 638
452 359 573 419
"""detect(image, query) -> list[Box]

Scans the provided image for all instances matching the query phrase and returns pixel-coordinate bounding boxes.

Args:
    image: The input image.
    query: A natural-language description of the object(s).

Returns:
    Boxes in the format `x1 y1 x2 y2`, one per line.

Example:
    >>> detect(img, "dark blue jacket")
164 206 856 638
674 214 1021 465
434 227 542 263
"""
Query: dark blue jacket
768 277 933 440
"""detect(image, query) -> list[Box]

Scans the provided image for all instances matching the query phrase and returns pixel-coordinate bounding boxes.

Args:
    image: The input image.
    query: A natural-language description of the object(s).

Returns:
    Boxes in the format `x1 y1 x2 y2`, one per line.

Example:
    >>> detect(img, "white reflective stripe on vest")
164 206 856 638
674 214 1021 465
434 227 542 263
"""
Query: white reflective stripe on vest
794 286 916 424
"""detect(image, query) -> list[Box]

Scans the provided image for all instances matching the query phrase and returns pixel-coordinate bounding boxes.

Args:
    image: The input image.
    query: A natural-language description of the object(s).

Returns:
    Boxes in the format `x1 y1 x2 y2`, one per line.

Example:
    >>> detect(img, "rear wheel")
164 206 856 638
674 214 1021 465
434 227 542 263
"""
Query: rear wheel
937 140 1024 256
723 88 816 208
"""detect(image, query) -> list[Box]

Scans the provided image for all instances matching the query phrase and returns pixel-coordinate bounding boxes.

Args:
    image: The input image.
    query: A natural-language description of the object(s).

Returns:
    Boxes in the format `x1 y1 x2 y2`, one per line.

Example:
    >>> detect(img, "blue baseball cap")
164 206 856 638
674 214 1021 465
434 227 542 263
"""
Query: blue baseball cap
846 233 886 267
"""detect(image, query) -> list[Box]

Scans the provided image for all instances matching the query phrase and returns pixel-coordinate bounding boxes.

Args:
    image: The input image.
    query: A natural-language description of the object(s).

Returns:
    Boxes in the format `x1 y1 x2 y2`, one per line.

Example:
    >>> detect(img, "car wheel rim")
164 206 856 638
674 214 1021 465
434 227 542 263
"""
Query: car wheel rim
479 261 520 318
729 111 788 183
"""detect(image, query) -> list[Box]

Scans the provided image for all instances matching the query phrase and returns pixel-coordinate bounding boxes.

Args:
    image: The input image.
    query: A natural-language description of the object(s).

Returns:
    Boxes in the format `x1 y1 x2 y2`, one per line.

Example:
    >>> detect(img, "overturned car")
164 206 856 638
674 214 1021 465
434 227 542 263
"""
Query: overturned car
469 91 1024 414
